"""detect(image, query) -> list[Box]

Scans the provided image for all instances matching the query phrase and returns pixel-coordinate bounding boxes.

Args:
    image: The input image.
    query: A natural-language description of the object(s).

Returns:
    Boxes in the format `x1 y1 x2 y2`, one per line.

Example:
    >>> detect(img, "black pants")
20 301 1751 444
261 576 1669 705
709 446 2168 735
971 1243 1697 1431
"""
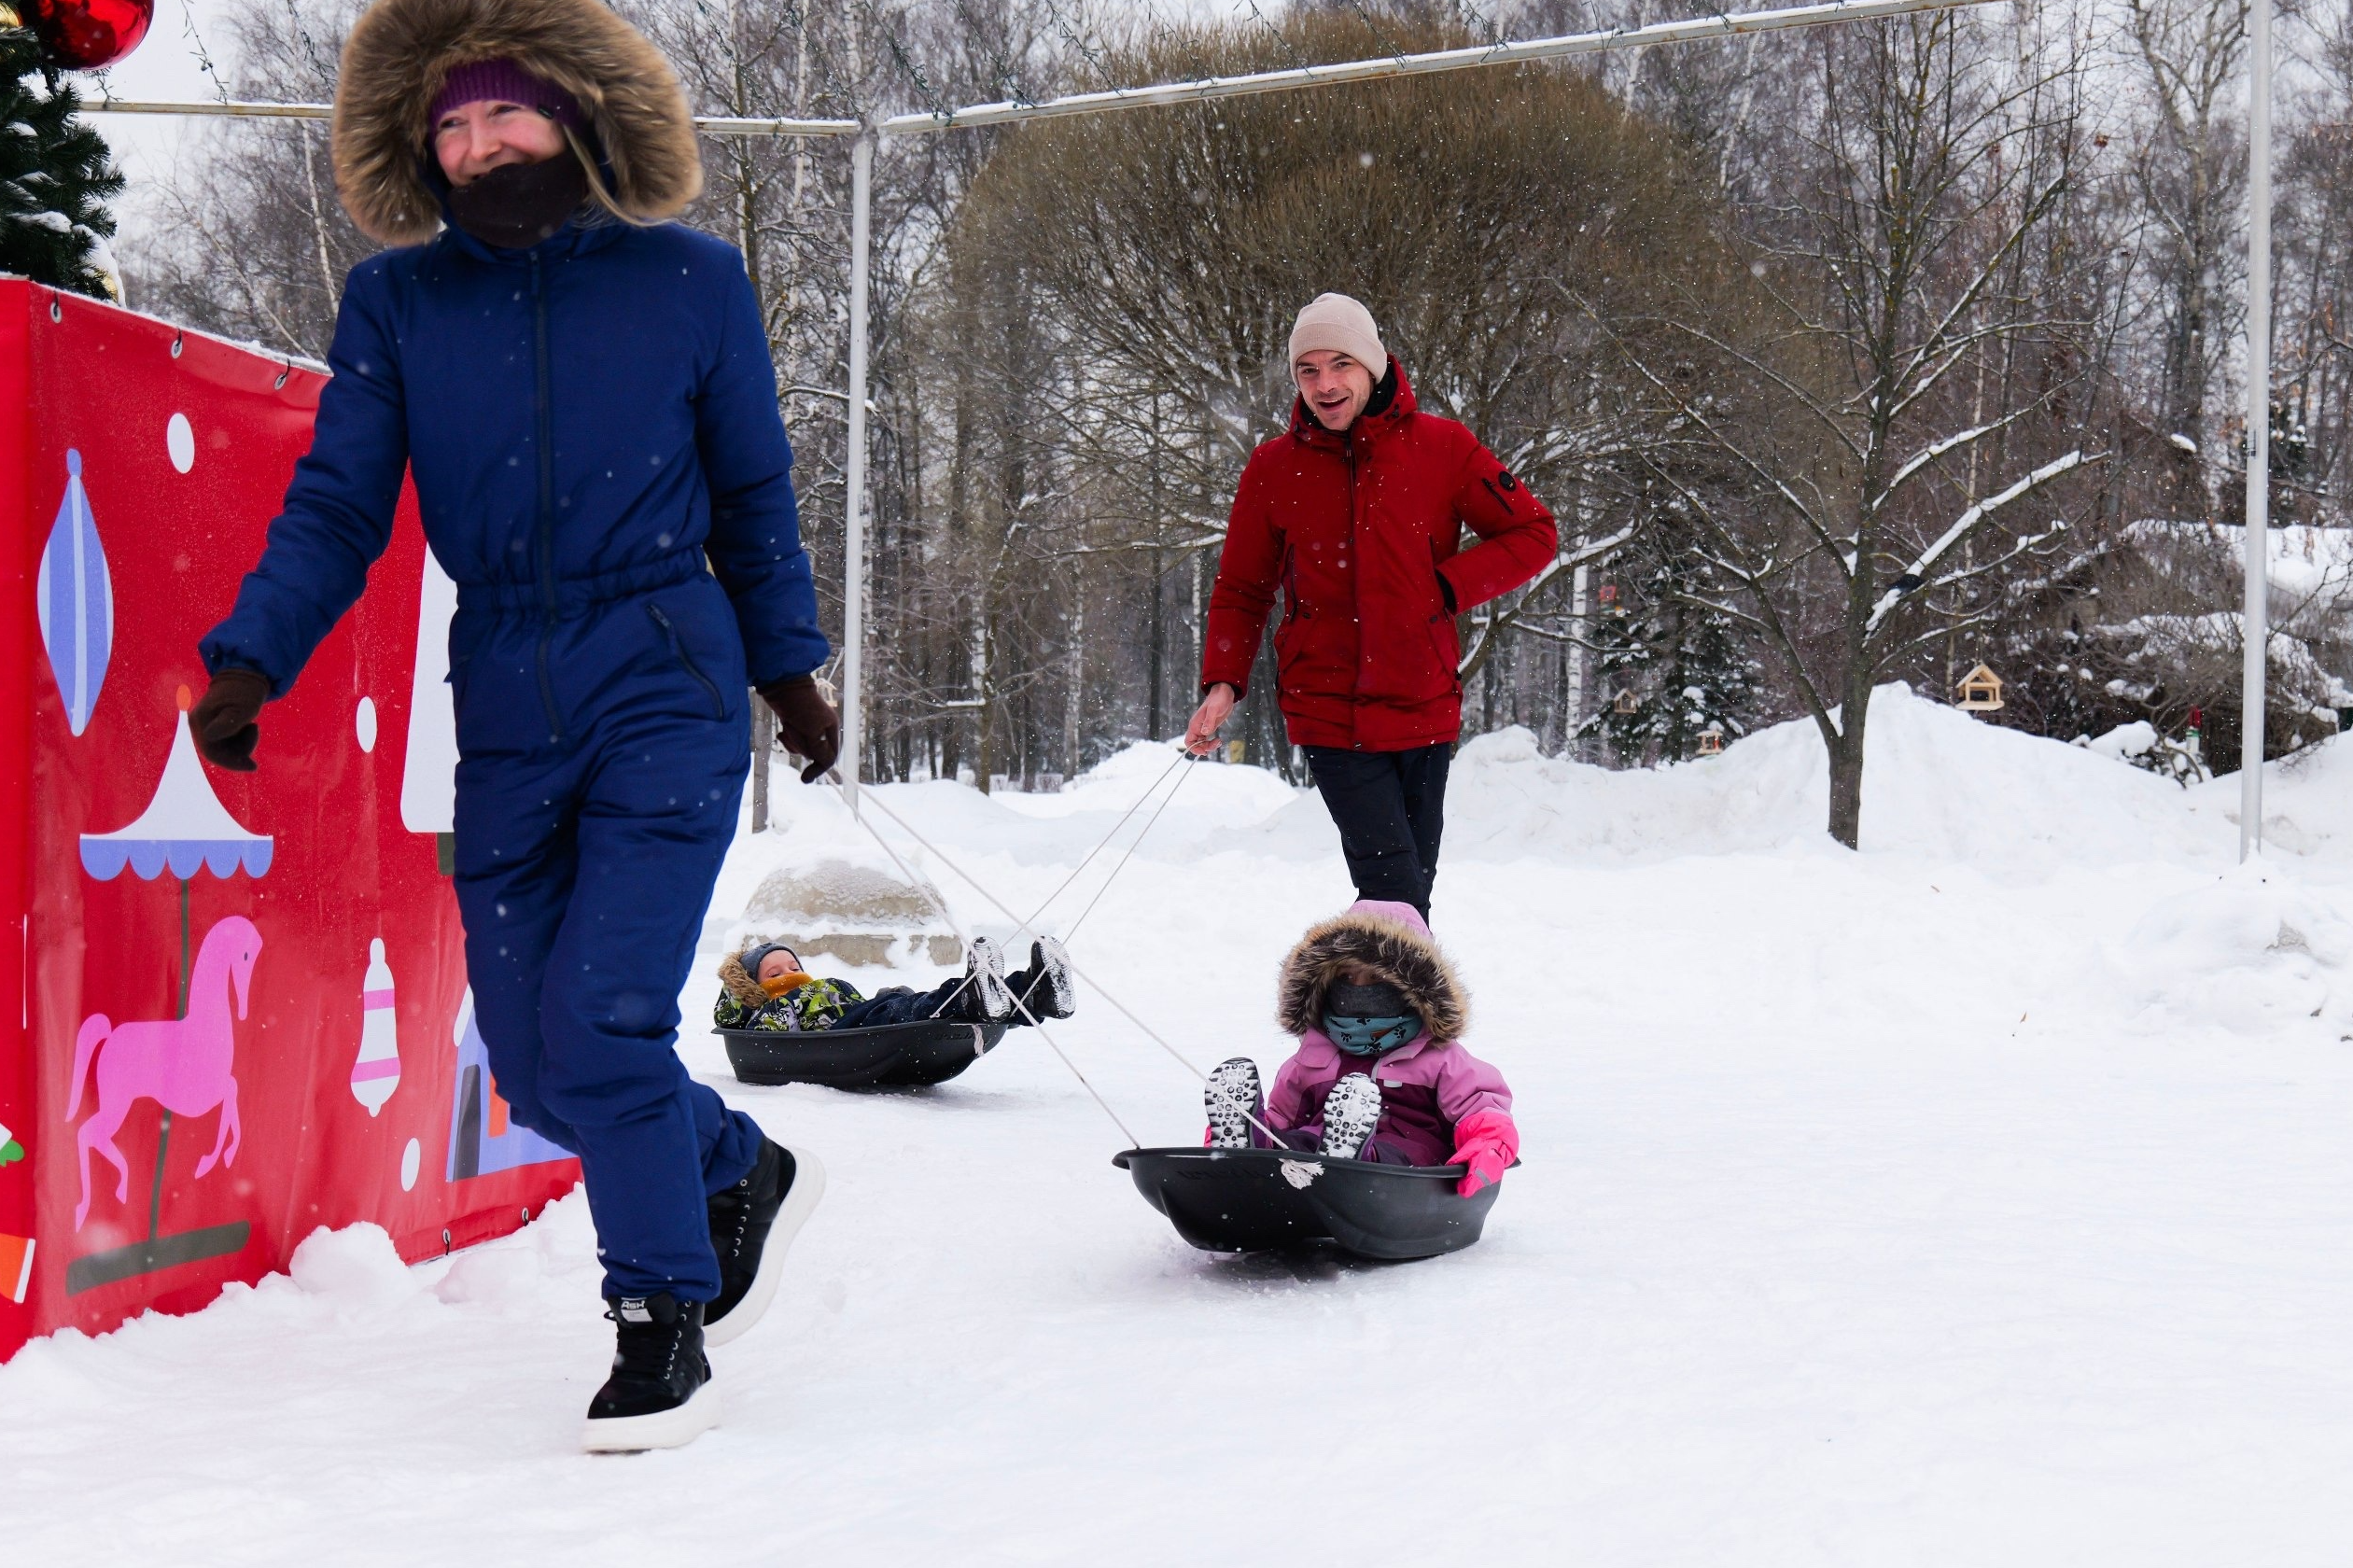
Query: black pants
833 967 1047 1030
1303 743 1453 918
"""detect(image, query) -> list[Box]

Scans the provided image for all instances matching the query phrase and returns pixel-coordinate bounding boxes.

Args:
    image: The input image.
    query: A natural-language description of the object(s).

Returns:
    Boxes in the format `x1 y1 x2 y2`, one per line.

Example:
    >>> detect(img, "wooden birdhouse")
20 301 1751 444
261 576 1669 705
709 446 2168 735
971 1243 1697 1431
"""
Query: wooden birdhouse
1612 688 1640 715
1956 664 2005 712
1696 726 1725 755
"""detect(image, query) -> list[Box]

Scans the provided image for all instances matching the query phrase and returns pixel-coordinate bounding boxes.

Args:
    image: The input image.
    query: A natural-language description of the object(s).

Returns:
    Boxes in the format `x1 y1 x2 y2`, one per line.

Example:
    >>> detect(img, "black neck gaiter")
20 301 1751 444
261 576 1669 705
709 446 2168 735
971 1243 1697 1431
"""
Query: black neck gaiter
447 153 591 249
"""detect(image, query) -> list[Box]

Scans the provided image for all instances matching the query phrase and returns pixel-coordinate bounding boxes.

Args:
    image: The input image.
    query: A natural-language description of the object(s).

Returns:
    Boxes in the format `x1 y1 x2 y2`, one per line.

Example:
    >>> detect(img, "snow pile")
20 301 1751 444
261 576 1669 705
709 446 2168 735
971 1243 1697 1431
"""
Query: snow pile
1366 684 2209 870
2196 733 2353 863
2111 861 2353 1034
2080 719 2161 763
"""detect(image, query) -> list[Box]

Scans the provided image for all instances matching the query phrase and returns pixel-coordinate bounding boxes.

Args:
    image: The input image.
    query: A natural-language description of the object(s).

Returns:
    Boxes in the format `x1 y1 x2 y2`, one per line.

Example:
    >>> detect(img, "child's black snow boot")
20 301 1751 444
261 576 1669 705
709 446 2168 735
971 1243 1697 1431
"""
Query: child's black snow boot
1317 1072 1383 1160
1015 936 1077 1020
958 937 1015 1023
705 1135 827 1349
1205 1057 1261 1149
583 1292 719 1452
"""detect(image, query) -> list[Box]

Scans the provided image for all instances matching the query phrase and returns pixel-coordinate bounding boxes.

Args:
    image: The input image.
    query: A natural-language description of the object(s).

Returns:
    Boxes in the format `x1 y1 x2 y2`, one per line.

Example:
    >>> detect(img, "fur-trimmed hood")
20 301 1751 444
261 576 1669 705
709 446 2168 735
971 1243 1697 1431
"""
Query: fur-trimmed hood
1276 899 1468 1043
332 0 703 245
715 949 770 1010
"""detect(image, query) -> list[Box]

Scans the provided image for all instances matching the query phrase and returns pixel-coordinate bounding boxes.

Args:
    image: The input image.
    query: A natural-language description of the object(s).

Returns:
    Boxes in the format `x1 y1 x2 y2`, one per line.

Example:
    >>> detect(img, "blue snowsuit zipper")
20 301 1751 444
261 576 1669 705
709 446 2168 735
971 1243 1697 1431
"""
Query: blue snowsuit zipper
530 251 564 742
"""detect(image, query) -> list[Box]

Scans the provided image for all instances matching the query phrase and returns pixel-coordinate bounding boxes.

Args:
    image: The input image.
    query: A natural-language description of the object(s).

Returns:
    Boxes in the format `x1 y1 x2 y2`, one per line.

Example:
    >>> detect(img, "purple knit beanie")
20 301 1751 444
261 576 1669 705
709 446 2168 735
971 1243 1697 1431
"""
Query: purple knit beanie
429 60 585 132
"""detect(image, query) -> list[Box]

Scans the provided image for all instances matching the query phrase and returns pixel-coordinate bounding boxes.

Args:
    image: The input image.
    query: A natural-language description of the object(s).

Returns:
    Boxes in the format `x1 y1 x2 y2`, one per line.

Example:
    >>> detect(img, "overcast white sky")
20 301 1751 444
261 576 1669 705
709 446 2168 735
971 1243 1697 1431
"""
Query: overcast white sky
84 0 244 252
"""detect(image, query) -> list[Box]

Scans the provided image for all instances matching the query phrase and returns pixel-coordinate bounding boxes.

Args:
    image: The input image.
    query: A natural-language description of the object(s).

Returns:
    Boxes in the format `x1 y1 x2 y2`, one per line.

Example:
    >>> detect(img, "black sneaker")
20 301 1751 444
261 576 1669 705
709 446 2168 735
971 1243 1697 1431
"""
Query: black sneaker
1019 936 1076 1020
1318 1072 1383 1160
704 1136 827 1350
1205 1057 1261 1150
583 1292 720 1452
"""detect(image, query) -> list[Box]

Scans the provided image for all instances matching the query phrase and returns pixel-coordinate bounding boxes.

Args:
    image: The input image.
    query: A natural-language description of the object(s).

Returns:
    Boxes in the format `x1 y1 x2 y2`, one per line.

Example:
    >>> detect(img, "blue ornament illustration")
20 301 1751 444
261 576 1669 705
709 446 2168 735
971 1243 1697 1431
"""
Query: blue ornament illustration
35 449 113 736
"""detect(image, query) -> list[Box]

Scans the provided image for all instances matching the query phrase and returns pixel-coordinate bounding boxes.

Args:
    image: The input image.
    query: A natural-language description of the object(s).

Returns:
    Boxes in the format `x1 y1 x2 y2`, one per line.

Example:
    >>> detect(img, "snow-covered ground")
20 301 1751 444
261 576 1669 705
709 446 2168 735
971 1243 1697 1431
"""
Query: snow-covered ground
8 687 2353 1565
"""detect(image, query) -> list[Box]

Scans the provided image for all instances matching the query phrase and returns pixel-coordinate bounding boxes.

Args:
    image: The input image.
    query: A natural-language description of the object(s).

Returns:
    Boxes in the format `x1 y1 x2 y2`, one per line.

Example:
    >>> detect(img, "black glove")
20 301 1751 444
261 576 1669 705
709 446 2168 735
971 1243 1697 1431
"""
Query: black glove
191 668 272 772
758 675 841 784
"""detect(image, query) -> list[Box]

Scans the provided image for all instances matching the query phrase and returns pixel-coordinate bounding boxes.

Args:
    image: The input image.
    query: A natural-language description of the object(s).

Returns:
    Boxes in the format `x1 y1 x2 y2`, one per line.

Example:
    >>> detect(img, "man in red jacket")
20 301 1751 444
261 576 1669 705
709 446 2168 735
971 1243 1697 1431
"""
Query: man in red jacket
1185 294 1557 917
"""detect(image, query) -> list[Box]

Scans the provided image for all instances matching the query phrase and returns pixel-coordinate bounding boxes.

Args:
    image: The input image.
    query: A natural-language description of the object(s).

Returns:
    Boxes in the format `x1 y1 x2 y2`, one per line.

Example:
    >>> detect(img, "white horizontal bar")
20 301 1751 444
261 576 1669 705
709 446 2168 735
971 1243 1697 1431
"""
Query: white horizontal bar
89 0 2004 142
90 98 333 119
86 99 861 136
681 115 861 137
883 0 2005 133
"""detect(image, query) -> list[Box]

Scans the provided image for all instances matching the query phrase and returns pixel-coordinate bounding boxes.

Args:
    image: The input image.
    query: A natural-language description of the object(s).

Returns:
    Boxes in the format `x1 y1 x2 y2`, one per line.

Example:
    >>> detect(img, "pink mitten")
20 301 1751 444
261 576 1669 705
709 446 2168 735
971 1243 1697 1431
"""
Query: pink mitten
1449 1109 1518 1197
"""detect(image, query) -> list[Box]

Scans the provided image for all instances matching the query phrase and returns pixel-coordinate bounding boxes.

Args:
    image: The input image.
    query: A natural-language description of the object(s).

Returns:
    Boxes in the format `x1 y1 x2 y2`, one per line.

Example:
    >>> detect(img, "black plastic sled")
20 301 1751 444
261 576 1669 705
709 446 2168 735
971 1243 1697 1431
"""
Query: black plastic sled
718 1018 1009 1089
1113 1146 1505 1262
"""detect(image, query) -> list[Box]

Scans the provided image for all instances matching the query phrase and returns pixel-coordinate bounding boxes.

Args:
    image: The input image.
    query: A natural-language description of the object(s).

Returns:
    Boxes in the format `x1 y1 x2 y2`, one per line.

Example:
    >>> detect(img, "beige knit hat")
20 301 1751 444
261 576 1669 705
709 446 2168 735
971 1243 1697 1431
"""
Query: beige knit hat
1289 293 1386 373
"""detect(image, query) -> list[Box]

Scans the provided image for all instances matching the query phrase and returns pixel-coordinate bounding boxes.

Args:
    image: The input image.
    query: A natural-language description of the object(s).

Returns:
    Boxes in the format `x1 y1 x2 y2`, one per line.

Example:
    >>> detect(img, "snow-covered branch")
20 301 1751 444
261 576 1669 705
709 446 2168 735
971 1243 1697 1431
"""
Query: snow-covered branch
1863 449 2086 637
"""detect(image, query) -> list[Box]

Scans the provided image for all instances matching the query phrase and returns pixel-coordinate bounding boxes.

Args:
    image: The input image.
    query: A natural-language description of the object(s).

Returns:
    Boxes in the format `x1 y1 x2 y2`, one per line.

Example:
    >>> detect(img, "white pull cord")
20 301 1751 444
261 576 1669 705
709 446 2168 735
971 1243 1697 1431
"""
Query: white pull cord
835 772 1290 1150
1056 753 1196 944
919 747 1191 1020
822 774 1144 1149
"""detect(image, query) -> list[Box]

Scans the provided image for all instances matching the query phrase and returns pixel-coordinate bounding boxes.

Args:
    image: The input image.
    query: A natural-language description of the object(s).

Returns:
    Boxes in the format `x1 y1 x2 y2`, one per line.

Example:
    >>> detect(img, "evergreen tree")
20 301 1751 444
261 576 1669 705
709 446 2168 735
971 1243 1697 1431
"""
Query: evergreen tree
1583 514 1764 766
0 24 122 300
1588 567 1656 765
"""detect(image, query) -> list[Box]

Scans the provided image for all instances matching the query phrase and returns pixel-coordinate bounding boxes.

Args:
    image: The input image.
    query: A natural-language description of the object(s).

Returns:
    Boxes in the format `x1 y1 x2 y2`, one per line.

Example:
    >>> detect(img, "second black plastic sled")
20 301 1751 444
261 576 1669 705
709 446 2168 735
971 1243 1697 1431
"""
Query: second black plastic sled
1113 1145 1505 1261
717 1018 1009 1089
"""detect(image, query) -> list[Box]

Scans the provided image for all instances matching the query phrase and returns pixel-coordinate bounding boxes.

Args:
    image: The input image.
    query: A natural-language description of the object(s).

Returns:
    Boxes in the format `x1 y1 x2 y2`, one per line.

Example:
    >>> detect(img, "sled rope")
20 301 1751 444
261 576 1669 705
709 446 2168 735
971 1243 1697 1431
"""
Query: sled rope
836 774 1289 1150
826 773 1145 1149
1058 752 1195 944
917 747 1192 1021
1012 747 1193 942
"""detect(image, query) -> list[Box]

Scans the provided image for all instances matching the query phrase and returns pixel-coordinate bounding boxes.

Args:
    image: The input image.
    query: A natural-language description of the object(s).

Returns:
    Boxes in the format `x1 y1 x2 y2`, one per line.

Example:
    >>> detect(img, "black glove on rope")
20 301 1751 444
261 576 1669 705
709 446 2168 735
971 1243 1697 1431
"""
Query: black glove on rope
190 668 271 773
759 675 841 784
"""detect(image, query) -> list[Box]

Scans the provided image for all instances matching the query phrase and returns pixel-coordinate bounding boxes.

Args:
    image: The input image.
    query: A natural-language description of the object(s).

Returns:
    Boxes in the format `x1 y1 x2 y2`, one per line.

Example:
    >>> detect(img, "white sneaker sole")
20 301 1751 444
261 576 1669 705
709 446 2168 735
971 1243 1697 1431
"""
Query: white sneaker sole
703 1146 827 1350
581 1377 721 1453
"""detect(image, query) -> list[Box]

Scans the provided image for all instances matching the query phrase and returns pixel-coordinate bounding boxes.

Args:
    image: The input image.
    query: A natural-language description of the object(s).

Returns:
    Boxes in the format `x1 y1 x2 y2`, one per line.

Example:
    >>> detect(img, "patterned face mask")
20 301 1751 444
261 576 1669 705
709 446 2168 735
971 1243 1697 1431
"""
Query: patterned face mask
1322 1011 1421 1057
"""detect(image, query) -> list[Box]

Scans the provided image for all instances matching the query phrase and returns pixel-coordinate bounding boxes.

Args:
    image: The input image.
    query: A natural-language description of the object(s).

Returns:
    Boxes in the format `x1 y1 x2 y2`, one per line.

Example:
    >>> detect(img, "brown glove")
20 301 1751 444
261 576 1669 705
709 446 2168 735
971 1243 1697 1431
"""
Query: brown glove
758 675 841 784
190 668 272 773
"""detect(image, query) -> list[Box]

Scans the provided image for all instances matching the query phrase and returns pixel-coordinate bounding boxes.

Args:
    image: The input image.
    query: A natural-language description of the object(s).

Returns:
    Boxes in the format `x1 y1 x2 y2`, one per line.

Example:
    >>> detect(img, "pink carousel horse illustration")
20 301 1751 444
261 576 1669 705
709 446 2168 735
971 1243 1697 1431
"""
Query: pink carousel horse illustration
67 916 261 1230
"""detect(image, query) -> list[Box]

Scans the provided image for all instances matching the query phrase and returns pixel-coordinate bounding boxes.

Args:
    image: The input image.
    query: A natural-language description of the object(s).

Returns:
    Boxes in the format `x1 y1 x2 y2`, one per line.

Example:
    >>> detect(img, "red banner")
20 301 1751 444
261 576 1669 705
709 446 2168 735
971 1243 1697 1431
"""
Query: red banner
0 279 578 1360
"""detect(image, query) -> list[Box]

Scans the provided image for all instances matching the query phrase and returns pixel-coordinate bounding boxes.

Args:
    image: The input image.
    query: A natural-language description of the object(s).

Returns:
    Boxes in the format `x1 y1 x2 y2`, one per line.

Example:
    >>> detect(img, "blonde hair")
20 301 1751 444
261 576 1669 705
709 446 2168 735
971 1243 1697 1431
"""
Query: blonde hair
566 124 656 229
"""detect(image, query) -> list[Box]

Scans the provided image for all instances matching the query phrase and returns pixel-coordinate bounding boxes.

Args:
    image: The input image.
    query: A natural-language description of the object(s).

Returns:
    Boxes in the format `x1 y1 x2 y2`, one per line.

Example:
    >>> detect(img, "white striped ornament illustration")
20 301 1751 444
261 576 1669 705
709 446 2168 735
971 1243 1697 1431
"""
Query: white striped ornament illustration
351 938 401 1114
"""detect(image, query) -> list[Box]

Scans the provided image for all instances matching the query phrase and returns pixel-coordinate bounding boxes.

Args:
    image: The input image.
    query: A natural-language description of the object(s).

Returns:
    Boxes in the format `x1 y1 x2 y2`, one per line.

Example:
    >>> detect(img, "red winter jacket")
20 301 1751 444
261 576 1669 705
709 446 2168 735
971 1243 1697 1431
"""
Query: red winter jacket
1199 361 1558 751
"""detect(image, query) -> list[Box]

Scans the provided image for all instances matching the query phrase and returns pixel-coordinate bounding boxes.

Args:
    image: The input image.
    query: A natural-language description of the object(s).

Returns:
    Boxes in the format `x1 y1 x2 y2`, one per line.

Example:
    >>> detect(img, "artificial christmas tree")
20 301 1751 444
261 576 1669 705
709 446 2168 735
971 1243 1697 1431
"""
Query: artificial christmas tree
0 9 125 300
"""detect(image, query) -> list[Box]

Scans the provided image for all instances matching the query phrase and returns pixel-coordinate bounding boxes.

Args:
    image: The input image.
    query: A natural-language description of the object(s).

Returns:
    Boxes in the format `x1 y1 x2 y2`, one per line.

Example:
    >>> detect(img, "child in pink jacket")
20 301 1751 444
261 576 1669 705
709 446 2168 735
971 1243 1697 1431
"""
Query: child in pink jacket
1206 900 1518 1195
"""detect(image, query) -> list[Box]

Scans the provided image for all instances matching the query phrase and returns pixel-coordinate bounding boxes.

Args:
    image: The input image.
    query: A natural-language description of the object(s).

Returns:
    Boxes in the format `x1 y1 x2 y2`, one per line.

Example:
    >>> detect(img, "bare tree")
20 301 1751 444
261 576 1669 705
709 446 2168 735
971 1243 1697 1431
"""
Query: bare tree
128 0 371 357
2123 0 2249 515
1605 11 2098 846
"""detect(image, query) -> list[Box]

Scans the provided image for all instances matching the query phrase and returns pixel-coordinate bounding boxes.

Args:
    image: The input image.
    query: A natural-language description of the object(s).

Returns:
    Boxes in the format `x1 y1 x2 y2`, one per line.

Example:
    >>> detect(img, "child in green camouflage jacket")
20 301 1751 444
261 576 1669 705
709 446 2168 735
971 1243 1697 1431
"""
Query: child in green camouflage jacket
714 935 1074 1033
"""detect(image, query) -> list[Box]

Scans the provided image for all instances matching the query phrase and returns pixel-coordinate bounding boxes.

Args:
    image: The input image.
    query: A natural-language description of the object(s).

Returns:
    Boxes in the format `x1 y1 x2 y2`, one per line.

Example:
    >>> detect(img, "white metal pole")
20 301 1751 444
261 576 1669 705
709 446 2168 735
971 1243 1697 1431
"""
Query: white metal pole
841 132 874 819
2241 0 2274 861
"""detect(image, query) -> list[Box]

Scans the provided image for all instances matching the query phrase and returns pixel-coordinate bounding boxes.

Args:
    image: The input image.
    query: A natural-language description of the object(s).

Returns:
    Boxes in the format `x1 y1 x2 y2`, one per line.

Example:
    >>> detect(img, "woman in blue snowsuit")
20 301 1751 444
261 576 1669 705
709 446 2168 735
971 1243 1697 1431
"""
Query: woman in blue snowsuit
190 0 827 1451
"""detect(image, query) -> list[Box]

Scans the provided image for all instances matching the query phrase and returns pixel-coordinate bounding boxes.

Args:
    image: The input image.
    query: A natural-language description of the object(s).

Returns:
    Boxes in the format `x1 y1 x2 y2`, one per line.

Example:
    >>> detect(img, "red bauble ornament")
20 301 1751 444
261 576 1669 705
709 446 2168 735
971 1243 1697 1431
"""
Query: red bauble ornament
10 0 153 70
